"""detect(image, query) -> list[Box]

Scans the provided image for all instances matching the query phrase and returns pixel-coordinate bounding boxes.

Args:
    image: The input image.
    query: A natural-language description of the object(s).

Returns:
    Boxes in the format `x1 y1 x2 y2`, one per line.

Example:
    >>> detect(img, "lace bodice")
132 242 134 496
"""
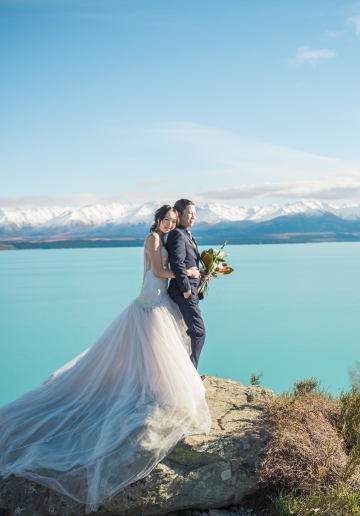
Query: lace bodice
138 236 169 310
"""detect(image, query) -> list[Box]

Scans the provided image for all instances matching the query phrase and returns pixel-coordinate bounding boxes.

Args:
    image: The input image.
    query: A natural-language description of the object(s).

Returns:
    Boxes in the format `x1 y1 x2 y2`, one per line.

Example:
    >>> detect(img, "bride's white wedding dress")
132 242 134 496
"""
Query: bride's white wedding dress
0 238 211 512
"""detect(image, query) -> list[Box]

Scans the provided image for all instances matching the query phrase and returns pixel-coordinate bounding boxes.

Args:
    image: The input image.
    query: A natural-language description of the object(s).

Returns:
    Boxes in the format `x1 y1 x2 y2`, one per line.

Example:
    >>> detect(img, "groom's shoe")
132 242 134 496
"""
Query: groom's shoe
200 375 206 381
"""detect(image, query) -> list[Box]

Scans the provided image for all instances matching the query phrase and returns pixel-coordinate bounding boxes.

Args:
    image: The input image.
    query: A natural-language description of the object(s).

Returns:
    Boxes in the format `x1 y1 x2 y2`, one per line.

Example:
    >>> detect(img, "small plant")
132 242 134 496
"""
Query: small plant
269 490 301 516
338 384 360 481
250 372 263 386
339 385 360 452
270 484 360 516
349 360 360 388
293 378 319 396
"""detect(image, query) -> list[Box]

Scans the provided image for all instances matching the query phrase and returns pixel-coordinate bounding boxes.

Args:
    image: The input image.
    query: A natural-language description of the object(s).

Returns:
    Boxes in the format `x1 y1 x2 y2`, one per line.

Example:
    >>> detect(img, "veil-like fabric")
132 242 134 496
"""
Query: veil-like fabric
0 238 211 512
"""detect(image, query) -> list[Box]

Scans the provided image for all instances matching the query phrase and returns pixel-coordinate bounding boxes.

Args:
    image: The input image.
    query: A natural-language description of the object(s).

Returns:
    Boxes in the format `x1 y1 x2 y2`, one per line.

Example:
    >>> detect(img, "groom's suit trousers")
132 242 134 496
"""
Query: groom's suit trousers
166 226 206 370
168 288 205 369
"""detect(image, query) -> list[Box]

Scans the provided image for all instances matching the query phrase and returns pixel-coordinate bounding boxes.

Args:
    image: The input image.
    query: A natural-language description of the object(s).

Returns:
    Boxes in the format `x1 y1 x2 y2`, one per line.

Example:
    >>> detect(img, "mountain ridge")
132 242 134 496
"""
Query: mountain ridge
1 200 360 244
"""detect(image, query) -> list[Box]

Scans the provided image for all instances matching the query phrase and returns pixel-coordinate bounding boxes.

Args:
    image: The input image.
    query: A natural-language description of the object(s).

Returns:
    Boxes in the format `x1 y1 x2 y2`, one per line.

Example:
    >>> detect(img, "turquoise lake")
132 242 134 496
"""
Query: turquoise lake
1 242 360 406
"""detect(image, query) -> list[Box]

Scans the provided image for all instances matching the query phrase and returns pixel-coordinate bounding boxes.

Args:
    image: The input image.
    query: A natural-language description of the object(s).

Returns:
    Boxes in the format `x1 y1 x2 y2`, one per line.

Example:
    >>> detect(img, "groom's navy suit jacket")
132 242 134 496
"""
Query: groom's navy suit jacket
166 225 205 369
166 226 200 296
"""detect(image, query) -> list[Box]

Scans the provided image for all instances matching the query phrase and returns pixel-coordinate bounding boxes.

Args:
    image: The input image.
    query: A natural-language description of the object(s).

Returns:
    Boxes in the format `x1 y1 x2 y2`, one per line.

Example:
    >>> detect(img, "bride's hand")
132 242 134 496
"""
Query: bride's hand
186 267 200 278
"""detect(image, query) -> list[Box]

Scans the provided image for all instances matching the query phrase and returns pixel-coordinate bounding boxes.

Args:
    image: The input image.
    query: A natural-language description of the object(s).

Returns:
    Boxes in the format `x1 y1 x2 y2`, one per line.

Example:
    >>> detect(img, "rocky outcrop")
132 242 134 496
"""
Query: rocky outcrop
0 377 273 516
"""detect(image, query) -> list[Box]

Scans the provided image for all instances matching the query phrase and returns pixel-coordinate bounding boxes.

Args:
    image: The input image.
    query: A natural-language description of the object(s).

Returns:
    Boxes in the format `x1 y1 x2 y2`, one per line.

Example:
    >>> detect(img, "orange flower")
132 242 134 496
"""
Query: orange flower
216 266 234 275
216 263 234 275
198 241 234 298
201 251 212 268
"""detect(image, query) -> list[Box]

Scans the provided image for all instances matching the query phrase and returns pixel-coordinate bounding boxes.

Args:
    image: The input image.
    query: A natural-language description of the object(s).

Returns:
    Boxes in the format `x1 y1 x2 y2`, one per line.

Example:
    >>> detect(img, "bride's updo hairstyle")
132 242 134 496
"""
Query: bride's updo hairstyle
150 205 179 233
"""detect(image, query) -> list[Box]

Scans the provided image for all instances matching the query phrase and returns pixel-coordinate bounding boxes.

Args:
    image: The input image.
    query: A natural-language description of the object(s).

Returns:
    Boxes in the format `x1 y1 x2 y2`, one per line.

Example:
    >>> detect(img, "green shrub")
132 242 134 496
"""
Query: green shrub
269 490 301 516
293 378 320 396
250 371 263 386
338 385 360 482
270 484 360 516
339 385 360 452
349 361 360 388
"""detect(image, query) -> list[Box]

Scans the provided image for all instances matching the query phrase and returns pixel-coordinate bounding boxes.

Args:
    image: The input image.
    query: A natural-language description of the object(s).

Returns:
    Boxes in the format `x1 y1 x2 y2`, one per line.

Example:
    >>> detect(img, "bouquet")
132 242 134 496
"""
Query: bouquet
198 241 234 298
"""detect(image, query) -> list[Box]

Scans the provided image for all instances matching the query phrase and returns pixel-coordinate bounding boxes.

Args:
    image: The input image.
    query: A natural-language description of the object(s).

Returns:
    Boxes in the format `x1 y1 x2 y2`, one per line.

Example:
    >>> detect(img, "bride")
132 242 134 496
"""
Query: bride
0 205 211 513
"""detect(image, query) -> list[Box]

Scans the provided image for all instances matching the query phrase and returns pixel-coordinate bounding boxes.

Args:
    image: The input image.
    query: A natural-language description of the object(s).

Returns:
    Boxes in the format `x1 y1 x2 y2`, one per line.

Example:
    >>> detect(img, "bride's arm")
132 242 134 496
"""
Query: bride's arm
146 233 176 279
146 233 199 279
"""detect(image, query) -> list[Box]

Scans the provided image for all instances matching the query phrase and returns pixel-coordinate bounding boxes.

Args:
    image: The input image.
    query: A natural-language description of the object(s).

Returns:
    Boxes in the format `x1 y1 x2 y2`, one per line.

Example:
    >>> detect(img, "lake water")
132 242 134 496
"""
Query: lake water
1 242 360 406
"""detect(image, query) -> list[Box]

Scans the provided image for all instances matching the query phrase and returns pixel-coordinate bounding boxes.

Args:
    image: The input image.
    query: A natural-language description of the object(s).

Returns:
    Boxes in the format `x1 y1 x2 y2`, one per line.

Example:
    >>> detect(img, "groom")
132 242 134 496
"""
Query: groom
166 199 206 370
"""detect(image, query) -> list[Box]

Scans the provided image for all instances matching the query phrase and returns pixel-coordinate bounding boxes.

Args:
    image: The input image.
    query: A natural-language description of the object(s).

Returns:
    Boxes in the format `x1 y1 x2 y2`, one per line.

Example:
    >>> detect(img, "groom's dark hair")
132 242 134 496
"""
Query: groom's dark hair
173 199 194 215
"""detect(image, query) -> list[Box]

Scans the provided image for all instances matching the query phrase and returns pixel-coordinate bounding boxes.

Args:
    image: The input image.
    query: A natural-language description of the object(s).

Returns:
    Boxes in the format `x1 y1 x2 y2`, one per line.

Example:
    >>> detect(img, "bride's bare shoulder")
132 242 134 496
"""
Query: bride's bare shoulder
145 232 161 250
146 232 160 242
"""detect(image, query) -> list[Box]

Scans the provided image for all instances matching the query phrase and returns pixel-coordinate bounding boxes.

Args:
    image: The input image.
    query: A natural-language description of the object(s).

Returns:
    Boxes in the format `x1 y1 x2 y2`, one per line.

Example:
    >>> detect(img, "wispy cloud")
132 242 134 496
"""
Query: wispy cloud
137 180 167 188
0 192 146 209
325 30 343 39
3 123 357 208
347 16 360 37
3 177 360 208
197 175 360 202
289 46 336 65
133 121 346 182
100 121 356 204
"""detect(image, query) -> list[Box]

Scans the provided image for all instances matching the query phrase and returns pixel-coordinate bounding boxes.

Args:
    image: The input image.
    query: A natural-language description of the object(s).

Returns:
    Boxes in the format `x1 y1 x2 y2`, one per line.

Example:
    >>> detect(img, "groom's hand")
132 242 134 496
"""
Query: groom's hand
183 290 191 299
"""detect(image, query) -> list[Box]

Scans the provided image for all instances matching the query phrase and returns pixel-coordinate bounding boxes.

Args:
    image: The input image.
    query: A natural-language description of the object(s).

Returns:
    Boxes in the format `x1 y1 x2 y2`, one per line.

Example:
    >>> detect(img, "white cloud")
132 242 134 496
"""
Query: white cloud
347 16 360 37
3 123 358 208
196 176 360 202
0 192 145 209
325 30 343 39
137 180 167 188
4 173 360 208
139 121 343 178
289 46 336 65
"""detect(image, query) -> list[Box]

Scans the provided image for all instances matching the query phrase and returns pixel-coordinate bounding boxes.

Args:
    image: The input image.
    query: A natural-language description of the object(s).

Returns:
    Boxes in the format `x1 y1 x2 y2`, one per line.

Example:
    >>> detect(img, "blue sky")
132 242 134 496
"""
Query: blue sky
1 0 360 207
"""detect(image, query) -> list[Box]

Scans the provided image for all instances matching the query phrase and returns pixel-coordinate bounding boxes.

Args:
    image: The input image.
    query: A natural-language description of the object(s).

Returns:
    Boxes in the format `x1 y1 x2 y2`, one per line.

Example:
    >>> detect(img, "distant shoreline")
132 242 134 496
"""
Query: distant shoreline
0 238 145 251
2 232 360 250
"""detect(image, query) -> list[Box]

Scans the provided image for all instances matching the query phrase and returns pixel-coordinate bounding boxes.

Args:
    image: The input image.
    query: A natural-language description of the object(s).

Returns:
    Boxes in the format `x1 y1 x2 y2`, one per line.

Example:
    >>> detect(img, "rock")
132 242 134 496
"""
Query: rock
209 510 230 516
0 377 273 516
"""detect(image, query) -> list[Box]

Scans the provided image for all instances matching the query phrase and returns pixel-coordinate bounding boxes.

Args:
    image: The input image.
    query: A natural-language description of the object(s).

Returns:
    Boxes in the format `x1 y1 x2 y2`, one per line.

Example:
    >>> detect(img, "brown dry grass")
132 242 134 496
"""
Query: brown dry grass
253 381 360 515
257 391 347 492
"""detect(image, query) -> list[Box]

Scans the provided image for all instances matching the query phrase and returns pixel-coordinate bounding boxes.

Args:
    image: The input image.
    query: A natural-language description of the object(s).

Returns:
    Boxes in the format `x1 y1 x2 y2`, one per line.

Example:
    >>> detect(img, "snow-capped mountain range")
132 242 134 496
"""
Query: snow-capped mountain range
1 200 360 240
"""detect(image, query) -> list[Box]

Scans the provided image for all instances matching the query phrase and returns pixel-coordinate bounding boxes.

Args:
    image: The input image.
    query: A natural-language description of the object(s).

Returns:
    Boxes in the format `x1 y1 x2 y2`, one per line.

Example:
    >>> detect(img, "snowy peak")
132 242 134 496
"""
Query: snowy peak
197 200 360 224
196 203 255 223
1 199 360 239
0 206 67 230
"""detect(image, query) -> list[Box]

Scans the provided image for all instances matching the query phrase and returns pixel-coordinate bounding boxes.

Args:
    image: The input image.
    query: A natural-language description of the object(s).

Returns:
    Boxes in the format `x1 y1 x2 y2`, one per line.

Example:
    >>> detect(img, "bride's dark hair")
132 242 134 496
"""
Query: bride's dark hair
150 205 179 233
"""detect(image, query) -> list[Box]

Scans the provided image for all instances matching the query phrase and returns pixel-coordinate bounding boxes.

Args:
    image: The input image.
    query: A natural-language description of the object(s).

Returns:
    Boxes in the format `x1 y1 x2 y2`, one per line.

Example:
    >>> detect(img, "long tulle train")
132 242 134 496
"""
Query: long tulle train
0 296 211 512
